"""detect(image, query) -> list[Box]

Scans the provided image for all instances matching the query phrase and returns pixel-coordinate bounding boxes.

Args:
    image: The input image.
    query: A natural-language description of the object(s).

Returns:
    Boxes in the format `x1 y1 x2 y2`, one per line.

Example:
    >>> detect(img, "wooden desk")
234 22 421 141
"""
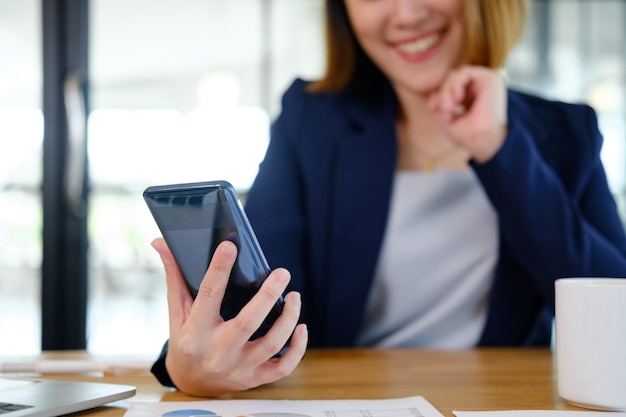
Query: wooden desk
36 349 582 417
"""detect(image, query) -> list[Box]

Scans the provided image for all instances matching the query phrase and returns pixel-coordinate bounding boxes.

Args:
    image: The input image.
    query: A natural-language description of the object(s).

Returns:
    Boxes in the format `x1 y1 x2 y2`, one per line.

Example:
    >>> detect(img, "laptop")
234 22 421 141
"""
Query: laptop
0 376 135 417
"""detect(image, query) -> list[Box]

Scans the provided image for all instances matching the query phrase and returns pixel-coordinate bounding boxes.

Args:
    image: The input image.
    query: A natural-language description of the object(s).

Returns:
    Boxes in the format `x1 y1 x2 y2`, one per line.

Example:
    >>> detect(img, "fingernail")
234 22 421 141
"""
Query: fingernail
298 323 308 337
219 240 236 256
276 268 291 284
289 291 301 305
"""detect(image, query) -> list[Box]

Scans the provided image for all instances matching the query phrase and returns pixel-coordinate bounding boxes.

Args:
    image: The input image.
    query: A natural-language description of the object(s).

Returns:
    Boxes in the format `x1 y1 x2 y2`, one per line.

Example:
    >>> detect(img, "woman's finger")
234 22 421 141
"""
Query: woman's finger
151 237 193 337
221 267 292 349
254 323 309 386
245 289 302 362
186 240 238 328
438 68 473 119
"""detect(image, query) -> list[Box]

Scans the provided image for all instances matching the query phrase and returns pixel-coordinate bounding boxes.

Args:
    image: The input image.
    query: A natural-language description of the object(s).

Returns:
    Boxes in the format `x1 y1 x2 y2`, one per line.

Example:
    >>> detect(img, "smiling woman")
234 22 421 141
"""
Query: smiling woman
1 0 626 360
344 0 468 94
150 0 626 397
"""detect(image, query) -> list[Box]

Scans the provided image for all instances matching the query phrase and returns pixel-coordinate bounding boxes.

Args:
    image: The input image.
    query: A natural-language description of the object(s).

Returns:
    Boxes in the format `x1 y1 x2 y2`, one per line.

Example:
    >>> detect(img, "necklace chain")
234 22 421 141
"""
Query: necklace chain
396 119 463 171
420 145 459 171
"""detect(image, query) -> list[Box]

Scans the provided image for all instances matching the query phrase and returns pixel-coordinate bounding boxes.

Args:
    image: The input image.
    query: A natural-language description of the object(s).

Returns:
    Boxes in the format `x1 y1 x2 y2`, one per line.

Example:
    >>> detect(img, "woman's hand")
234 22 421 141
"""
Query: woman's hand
152 237 308 397
428 65 508 163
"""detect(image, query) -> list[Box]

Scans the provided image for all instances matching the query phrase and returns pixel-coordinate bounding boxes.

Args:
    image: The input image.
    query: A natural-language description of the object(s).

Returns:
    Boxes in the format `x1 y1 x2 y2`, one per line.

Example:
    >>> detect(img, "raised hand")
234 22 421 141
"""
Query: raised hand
152 237 308 397
428 65 509 163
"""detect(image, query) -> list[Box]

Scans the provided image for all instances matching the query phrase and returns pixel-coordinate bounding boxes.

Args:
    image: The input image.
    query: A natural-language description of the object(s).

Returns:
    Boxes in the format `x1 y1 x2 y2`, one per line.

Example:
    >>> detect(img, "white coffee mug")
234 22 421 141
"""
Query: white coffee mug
555 278 626 411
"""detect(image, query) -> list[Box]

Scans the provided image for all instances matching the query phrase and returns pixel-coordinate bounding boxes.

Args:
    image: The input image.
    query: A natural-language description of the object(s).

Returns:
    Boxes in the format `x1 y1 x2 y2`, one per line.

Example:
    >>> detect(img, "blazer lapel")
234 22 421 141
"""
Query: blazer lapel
322 91 398 345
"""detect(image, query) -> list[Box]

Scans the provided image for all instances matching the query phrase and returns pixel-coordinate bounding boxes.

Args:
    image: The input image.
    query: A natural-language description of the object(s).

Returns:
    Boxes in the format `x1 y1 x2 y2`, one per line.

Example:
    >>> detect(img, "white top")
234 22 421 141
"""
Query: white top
356 170 499 348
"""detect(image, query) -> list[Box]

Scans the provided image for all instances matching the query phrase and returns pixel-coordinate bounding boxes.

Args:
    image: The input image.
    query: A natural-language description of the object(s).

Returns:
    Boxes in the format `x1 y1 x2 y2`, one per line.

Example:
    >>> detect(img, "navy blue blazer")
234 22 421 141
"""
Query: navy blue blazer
245 79 626 348
151 79 626 386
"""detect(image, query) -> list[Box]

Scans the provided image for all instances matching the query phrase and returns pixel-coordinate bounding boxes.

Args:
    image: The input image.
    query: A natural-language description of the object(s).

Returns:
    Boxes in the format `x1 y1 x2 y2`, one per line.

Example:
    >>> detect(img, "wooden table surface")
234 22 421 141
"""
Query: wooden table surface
28 348 584 417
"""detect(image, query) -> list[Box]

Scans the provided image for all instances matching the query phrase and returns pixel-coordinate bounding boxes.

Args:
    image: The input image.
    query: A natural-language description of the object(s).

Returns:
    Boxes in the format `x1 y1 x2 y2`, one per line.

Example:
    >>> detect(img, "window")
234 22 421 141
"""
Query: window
0 0 42 356
87 0 325 354
507 0 626 220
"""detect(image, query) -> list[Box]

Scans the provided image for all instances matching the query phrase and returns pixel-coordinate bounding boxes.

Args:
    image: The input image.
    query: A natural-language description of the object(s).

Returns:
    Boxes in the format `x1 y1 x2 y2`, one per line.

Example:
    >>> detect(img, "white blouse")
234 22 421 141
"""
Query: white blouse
356 170 499 348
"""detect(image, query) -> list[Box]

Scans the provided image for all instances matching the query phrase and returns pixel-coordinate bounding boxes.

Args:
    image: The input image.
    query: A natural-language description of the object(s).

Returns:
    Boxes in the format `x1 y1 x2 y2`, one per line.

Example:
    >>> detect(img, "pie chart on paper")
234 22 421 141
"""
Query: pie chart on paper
162 410 218 416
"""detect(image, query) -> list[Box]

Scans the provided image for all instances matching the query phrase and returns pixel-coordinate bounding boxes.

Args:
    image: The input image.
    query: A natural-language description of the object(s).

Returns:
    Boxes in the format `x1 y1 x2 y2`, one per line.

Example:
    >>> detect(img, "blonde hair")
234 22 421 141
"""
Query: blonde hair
309 0 528 94
464 0 528 68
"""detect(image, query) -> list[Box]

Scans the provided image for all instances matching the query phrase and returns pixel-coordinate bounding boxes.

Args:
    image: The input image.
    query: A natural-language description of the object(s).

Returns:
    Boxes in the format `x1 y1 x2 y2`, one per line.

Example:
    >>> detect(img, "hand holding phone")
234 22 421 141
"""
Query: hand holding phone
143 180 285 341
145 180 307 396
150 235 306 396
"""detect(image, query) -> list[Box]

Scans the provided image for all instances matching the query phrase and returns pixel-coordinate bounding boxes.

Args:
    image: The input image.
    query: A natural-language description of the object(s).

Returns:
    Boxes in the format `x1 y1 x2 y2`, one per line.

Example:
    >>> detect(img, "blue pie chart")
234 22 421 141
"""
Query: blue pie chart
162 410 218 416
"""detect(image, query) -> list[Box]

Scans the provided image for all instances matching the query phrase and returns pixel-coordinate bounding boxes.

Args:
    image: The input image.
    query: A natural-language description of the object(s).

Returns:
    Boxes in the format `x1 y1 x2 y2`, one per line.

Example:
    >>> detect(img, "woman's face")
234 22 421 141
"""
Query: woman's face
344 0 466 96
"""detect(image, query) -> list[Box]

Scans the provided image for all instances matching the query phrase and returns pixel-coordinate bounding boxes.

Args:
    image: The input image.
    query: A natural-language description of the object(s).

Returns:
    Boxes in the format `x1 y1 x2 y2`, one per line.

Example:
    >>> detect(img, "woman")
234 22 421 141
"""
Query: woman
151 0 626 396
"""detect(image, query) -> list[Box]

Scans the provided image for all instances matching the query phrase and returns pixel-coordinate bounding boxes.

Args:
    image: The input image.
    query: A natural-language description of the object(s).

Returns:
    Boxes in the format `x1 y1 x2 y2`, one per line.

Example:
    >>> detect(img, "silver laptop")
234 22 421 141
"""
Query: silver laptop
0 376 135 417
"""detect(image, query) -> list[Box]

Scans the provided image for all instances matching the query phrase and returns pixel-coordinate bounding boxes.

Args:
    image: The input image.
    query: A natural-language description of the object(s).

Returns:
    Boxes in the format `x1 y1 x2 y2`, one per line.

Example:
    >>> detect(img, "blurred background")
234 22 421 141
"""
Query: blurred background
0 0 625 357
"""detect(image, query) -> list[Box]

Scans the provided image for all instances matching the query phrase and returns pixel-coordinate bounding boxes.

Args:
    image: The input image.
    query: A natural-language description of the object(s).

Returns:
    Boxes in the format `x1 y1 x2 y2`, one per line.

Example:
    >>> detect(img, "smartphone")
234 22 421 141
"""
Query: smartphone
143 180 284 343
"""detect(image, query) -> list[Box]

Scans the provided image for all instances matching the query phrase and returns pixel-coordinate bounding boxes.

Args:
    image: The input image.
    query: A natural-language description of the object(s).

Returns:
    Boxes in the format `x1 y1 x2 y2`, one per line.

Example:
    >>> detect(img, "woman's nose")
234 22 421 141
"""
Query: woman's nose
390 0 429 26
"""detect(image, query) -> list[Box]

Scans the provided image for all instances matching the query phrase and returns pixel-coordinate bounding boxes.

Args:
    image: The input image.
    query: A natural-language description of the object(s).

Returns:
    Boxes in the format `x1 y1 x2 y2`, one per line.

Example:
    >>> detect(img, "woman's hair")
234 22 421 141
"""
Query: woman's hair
308 0 528 94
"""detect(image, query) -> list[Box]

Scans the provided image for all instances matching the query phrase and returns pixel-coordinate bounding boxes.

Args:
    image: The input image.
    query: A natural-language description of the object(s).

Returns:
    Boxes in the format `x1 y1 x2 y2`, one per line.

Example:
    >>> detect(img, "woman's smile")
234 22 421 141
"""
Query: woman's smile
394 32 443 62
345 0 465 95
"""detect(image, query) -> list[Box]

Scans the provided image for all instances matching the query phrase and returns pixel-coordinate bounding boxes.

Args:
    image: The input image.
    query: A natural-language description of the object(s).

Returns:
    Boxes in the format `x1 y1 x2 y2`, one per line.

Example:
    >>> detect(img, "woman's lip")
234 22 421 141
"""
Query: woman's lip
396 33 440 54
393 31 444 62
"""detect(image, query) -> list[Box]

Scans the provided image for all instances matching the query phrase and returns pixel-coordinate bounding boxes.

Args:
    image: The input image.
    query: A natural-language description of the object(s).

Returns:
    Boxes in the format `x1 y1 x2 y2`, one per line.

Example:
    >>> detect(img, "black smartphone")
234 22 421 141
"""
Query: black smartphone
143 180 284 343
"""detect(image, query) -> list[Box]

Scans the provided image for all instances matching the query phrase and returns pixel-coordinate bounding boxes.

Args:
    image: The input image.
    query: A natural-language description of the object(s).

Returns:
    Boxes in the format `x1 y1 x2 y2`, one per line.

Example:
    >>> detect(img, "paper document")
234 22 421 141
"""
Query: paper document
124 395 443 417
454 411 626 417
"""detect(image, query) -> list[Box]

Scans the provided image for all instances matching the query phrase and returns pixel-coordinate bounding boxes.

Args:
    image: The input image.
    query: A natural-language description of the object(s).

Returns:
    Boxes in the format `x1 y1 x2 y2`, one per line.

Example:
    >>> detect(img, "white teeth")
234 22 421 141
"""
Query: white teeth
397 34 439 54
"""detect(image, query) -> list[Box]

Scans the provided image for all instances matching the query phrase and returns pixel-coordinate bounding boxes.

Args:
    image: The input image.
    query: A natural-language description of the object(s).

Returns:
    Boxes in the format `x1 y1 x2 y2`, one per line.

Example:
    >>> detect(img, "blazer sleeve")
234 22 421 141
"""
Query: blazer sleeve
473 98 626 309
150 341 176 388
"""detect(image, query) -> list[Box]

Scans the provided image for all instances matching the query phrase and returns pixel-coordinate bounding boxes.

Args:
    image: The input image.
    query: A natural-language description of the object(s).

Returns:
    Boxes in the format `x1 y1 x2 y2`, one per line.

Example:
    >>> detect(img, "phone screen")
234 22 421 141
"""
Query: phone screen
143 181 283 341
